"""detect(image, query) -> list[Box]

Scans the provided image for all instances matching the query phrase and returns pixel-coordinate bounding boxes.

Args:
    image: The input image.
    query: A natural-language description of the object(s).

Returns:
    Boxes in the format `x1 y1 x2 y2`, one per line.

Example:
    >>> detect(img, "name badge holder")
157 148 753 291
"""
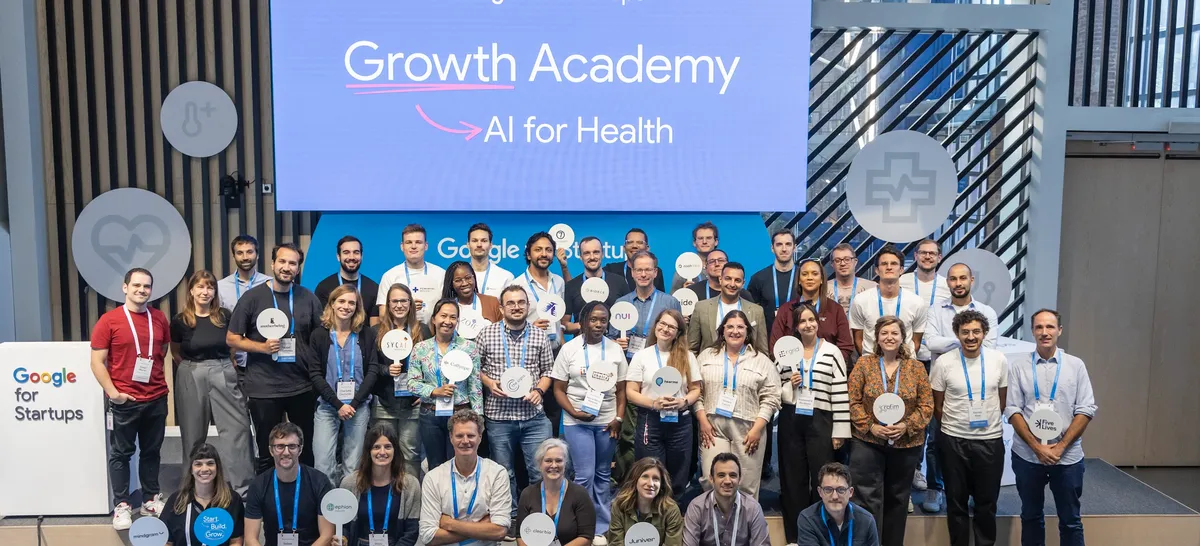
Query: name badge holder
715 347 745 418
277 338 297 363
381 329 415 398
873 360 905 445
627 335 647 355
582 390 604 416
960 350 989 429
269 286 298 363
434 346 454 417
795 340 822 416
332 331 358 404
1030 350 1066 445
580 342 613 417
651 351 682 423
394 373 411 397
123 306 155 384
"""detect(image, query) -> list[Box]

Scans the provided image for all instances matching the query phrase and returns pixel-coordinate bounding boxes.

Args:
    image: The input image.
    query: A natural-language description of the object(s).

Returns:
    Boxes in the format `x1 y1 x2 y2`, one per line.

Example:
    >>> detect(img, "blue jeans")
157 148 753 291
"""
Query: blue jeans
924 415 944 490
419 407 454 471
564 424 615 534
313 401 371 486
1012 454 1086 546
487 416 553 517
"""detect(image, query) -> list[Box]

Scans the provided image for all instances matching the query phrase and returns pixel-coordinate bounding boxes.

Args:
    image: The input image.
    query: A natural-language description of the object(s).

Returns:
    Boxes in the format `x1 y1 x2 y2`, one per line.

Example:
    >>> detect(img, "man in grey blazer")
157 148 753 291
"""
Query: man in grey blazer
688 262 769 353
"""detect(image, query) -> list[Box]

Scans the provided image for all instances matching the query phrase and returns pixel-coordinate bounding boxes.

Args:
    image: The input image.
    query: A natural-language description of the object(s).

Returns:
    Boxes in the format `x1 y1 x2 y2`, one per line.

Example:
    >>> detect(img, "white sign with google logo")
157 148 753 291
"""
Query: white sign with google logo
1 342 109 516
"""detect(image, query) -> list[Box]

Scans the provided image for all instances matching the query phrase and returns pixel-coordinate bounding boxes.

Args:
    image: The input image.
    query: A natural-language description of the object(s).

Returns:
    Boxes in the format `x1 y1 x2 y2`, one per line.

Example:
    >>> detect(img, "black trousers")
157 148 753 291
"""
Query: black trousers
634 408 694 498
849 438 923 546
939 433 1004 546
248 391 317 473
108 396 168 505
778 406 837 543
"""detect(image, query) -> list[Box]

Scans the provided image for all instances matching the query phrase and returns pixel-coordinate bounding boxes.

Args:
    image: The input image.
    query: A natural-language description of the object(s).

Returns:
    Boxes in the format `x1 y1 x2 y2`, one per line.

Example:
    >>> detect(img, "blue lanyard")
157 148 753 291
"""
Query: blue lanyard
367 486 394 534
654 347 667 370
481 265 492 295
775 267 795 310
451 458 482 519
502 327 529 369
270 282 296 337
1031 350 1062 402
337 275 361 293
801 297 822 313
705 284 714 299
722 346 746 391
834 277 858 306
638 292 659 336
718 299 741 321
541 479 567 527
331 331 357 382
404 263 428 290
915 277 937 306
526 272 557 303
878 358 902 394
959 350 985 401
876 289 901 318
434 338 456 386
471 293 479 311
583 340 606 375
820 504 853 546
800 339 822 390
273 470 301 533
235 272 257 300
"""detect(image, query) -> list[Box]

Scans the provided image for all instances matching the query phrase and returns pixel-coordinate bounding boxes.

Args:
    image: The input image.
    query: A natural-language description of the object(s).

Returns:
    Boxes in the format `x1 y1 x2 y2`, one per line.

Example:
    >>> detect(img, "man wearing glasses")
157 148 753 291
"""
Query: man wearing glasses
795 462 880 546
684 249 753 304
825 243 876 310
244 422 335 546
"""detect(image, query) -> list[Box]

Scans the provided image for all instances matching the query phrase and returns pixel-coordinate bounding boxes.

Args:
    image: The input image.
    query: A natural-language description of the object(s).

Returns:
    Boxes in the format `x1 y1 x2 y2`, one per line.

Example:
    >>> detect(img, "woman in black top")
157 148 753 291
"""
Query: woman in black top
170 270 255 493
162 443 245 546
370 283 430 477
306 285 380 487
338 423 423 546
517 438 596 546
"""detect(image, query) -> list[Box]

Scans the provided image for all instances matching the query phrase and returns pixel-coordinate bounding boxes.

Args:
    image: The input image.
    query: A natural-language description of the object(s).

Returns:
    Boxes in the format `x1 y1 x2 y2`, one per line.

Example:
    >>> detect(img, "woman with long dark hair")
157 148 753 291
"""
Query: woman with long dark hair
338 423 422 546
370 283 429 477
170 270 255 493
161 443 245 546
605 457 683 546
440 260 502 330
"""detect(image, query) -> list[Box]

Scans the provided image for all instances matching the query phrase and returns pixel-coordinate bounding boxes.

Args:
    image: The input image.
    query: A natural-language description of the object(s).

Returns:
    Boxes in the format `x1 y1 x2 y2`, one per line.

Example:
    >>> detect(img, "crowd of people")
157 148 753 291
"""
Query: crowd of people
89 222 1097 546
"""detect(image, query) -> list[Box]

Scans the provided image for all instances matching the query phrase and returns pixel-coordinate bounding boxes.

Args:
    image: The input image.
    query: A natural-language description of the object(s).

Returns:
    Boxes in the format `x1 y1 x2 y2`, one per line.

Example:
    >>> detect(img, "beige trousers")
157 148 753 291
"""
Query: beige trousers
699 414 765 498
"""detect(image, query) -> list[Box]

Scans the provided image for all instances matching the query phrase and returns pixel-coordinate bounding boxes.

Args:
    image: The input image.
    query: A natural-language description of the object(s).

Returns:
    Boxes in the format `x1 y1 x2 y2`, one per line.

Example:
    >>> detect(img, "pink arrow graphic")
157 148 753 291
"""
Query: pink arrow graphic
415 104 482 141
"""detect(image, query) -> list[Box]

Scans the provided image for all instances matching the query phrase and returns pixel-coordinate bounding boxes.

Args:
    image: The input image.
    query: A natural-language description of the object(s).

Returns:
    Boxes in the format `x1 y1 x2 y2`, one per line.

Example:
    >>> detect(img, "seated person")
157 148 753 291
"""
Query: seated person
244 422 335 546
606 457 683 546
682 453 771 546
796 463 879 546
418 409 511 546
516 438 596 546
338 423 422 546
162 443 245 546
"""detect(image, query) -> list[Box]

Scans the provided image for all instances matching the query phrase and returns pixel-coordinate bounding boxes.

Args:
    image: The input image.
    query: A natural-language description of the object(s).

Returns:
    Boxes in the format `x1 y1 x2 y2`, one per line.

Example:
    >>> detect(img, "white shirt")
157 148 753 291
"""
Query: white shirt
419 456 511 546
509 270 566 349
848 287 929 355
627 346 700 399
473 263 514 299
378 261 447 324
217 271 269 313
899 273 951 360
930 347 1009 439
551 337 628 426
923 299 1000 363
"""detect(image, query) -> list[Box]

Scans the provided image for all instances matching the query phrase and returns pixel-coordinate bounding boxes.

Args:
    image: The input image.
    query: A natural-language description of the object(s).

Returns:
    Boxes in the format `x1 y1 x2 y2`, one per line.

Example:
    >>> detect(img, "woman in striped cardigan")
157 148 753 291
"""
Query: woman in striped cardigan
777 301 852 545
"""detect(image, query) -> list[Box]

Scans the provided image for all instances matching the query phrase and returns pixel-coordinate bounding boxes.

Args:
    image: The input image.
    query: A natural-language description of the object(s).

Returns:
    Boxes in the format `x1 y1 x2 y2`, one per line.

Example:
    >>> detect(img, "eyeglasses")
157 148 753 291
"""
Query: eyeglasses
503 301 528 308
831 257 856 265
819 486 851 496
270 444 301 453
389 298 411 305
656 322 679 332
633 268 656 275
916 250 940 257
707 258 728 266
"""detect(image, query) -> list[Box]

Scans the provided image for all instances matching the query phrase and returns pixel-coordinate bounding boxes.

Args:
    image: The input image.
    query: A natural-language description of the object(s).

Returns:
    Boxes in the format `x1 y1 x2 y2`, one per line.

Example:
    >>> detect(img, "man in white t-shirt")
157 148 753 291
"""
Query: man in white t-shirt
929 309 1008 546
467 223 514 299
849 245 928 356
510 231 567 349
378 224 446 324
899 238 951 363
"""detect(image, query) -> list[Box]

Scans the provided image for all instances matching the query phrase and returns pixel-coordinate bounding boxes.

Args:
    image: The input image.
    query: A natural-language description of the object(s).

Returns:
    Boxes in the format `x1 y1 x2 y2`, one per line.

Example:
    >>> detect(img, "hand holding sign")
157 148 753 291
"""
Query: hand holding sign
873 393 906 446
675 252 703 281
1029 407 1064 445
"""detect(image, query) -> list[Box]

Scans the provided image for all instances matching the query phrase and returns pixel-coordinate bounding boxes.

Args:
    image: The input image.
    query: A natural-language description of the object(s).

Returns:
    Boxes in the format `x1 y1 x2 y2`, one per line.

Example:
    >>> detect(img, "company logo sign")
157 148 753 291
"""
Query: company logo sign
13 367 78 388
846 130 958 243
12 366 85 424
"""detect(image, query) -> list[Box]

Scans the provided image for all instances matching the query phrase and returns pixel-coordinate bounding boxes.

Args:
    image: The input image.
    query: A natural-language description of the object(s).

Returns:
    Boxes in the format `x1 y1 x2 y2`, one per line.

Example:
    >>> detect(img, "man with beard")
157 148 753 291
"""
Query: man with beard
244 422 335 546
219 235 270 370
510 232 568 350
604 228 665 291
565 236 630 338
683 453 772 546
314 235 380 321
228 243 325 472
687 261 766 353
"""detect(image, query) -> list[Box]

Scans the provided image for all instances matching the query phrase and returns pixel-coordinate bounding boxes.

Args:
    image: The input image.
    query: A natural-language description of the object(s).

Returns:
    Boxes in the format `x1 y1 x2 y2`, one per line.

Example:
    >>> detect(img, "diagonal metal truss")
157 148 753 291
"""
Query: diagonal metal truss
766 30 1039 337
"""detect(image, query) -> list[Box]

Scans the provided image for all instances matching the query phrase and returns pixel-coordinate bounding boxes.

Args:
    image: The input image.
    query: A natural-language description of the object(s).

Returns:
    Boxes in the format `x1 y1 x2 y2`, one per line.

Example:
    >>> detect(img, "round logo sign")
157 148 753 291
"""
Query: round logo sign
872 392 905 425
457 315 491 340
501 367 534 398
675 252 704 281
193 507 235 546
585 358 619 392
609 301 640 332
549 223 575 249
320 488 359 526
625 522 661 546
533 294 567 322
520 512 557 546
255 308 290 339
128 516 169 546
845 130 959 243
673 288 699 317
581 277 610 303
773 336 804 368
1029 407 1064 442
381 329 414 361
439 349 475 383
648 366 684 398
71 188 192 302
160 81 239 158
938 248 1014 313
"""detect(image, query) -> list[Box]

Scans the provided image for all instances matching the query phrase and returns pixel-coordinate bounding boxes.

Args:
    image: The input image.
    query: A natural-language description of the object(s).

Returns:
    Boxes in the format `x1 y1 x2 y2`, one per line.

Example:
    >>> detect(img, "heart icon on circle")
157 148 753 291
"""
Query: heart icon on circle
90 214 173 273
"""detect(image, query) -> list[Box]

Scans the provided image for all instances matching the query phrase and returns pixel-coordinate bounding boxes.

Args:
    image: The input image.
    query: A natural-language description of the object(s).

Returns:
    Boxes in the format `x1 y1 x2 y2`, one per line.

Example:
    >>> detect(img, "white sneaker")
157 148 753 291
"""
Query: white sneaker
593 535 608 546
913 470 927 491
908 497 915 513
140 493 165 517
112 502 132 530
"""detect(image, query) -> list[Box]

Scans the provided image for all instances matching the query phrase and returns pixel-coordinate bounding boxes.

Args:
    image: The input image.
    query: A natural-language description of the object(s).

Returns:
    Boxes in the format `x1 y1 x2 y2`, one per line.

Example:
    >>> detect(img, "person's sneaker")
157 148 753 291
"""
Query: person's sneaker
921 490 943 513
140 493 165 517
908 497 914 513
912 470 927 491
593 535 608 546
112 502 132 530
505 524 517 542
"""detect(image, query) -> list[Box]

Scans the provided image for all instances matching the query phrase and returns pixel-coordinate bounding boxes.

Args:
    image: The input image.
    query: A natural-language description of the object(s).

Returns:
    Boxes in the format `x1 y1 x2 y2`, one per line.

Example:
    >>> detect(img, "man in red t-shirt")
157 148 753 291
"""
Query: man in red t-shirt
90 267 170 530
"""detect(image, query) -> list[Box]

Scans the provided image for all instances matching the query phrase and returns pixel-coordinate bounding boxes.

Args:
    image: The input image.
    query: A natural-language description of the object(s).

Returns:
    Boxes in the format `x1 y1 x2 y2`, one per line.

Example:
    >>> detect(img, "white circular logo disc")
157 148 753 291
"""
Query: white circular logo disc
845 130 959 243
549 223 575 249
255 308 290 339
457 316 491 340
160 81 239 158
673 289 698 317
501 367 534 398
873 392 905 425
581 277 610 303
533 294 567 322
128 517 169 546
439 349 475 383
520 512 557 546
381 329 414 361
1029 407 1065 442
585 358 618 392
626 522 661 546
675 252 704 280
649 366 684 398
320 488 359 525
773 336 804 368
938 248 1014 313
609 301 640 332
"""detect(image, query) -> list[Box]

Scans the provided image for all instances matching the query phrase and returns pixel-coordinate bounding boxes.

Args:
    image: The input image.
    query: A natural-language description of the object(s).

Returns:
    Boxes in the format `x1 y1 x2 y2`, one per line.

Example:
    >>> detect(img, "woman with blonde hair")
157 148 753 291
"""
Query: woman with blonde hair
624 308 701 498
605 457 683 546
170 270 255 493
369 283 430 476
306 284 380 485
